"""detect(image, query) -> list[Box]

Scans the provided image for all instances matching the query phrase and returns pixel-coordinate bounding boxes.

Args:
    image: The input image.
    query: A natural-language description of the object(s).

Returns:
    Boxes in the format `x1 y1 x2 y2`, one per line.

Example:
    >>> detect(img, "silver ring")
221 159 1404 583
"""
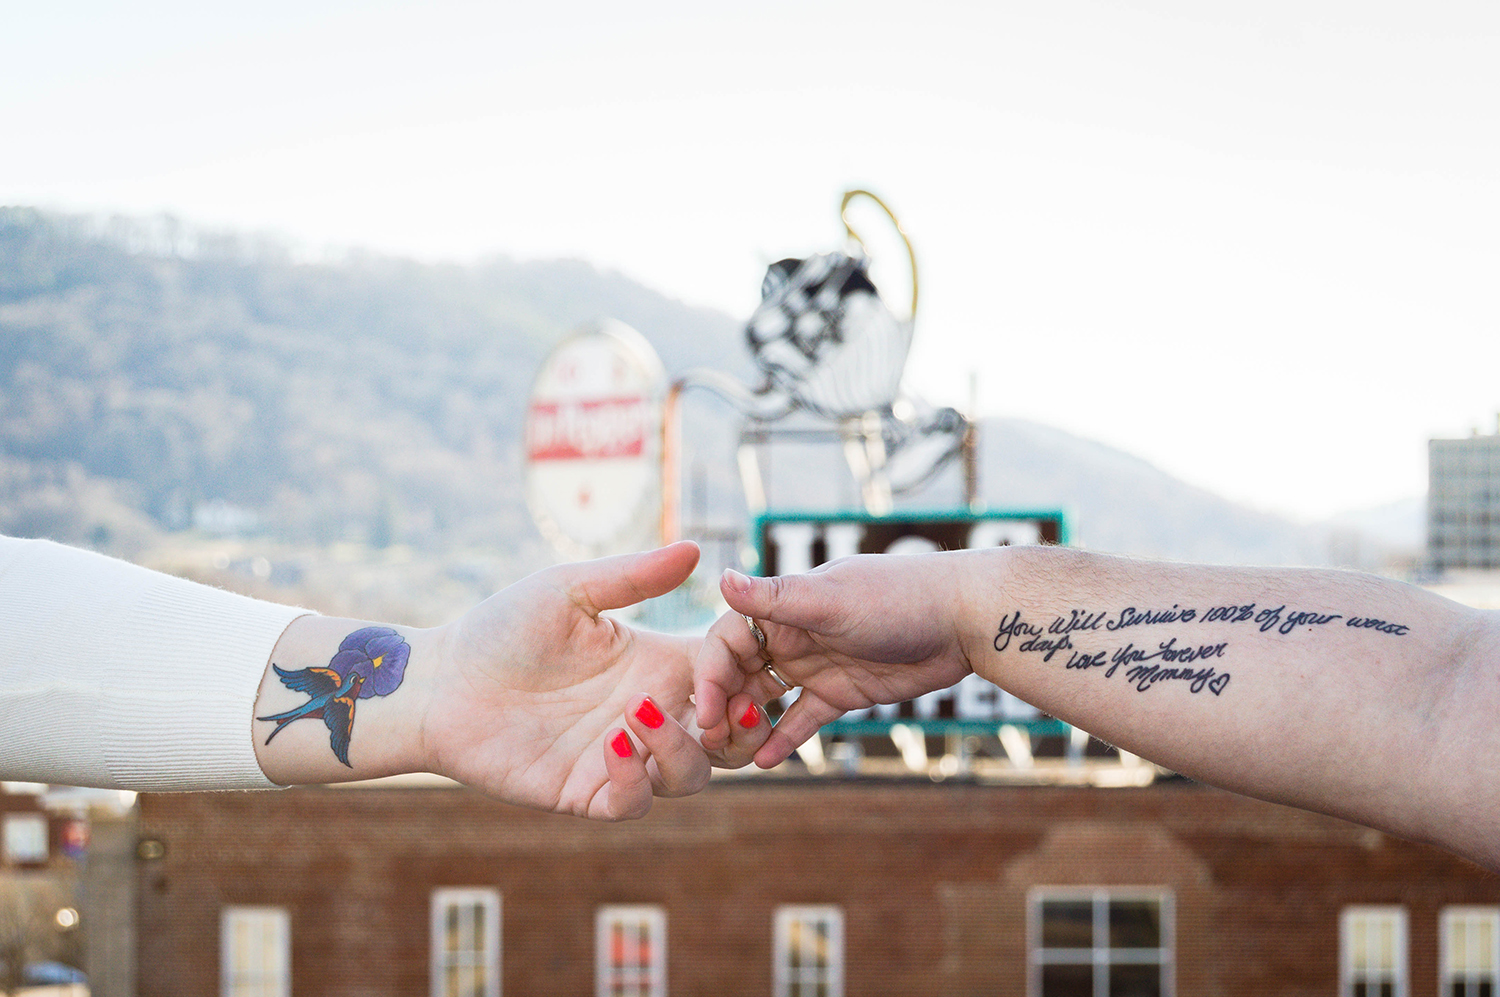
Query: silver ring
762 660 793 692
743 615 768 654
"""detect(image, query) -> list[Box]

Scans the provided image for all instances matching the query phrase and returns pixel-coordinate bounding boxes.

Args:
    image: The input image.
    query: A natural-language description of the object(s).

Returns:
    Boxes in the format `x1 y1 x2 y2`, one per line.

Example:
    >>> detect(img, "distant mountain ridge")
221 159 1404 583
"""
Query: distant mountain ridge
0 207 1406 578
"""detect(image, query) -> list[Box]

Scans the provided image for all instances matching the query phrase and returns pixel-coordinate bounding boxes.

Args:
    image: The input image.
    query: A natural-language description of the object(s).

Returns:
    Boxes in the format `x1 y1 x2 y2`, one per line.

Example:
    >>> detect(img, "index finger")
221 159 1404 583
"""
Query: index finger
626 695 710 799
692 609 763 735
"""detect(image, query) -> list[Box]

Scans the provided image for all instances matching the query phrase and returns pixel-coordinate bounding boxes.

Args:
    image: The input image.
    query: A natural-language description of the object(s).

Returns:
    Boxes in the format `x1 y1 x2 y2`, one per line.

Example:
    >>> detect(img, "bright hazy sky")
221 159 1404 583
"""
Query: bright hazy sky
6 1 1498 521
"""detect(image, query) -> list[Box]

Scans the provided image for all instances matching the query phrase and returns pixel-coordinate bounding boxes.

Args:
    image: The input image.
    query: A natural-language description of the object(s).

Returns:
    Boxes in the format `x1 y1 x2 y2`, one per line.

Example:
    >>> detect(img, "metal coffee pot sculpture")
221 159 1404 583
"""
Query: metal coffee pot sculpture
673 190 970 519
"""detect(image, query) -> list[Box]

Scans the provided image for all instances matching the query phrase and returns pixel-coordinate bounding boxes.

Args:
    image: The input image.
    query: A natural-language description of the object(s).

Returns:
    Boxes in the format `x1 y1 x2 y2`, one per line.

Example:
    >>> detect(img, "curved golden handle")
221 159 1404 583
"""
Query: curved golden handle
840 188 918 320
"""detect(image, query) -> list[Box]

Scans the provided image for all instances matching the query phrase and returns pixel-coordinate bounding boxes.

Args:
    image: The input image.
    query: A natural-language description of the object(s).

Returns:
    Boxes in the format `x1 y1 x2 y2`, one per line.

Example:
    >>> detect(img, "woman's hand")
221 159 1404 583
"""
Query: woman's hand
421 542 771 819
694 553 973 768
256 542 772 821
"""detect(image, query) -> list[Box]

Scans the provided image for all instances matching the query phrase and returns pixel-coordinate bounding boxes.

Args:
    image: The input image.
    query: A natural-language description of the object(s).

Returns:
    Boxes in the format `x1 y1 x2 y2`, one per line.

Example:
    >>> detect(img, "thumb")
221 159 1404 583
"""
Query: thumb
720 567 840 634
565 541 701 615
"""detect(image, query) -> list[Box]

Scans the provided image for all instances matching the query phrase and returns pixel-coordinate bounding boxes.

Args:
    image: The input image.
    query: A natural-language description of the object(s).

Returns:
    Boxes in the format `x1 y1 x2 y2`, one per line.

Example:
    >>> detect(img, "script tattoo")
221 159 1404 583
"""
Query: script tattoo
993 602 1411 697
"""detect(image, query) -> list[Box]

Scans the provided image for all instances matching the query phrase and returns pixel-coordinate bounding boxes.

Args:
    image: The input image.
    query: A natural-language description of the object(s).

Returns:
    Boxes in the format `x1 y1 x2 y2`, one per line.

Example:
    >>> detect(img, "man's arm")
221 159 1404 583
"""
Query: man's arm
696 545 1500 868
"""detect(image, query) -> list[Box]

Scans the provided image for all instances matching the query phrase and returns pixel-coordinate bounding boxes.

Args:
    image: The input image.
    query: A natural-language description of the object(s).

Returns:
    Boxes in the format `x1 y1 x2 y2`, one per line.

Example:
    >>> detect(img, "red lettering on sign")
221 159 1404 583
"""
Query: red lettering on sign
527 397 649 461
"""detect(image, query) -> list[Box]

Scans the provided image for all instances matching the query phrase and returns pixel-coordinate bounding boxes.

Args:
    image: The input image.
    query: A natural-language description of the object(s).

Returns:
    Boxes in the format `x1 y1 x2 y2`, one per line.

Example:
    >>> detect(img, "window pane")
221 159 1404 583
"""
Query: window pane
434 891 499 997
1376 920 1395 970
223 908 288 997
1109 964 1162 997
446 904 461 955
776 908 840 997
1110 901 1162 949
2 814 48 863
1042 900 1095 948
1041 963 1093 997
1455 924 1472 973
1350 917 1370 967
1478 917 1497 971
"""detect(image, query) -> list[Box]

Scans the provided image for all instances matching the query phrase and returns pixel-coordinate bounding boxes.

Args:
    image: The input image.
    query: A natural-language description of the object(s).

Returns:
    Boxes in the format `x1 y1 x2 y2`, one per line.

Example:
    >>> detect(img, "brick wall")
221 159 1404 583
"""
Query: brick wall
137 779 1496 996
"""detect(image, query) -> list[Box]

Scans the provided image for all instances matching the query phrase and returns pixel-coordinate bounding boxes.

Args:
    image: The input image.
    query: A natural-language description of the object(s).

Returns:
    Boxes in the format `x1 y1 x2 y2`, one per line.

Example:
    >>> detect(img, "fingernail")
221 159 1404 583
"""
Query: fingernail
611 731 633 757
635 697 665 729
738 703 760 729
723 568 752 594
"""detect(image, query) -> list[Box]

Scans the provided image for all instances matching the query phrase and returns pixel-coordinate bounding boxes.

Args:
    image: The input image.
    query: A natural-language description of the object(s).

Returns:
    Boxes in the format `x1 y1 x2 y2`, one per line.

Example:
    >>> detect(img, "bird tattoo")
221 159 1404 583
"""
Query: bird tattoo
256 626 410 767
258 666 366 767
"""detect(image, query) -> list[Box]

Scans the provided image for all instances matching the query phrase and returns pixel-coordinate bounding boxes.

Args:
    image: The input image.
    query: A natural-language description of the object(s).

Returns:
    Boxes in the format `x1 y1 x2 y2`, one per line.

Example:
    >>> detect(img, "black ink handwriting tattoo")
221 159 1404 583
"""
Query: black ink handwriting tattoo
994 598 1412 698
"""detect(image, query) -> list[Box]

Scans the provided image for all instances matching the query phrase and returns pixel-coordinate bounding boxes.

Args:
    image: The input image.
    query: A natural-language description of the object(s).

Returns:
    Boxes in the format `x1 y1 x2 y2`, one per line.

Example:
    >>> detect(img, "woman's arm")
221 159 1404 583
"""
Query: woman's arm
0 536 769 820
255 542 771 821
696 545 1500 867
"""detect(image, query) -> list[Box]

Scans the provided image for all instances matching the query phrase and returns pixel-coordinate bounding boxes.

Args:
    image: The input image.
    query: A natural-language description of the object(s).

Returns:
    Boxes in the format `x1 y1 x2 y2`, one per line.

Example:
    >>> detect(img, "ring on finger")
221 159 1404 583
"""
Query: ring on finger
761 660 793 692
743 614 768 655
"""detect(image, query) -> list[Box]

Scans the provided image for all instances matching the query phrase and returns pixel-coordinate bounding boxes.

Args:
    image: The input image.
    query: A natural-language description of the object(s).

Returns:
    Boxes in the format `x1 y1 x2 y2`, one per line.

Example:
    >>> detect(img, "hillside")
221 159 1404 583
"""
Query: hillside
0 208 1391 620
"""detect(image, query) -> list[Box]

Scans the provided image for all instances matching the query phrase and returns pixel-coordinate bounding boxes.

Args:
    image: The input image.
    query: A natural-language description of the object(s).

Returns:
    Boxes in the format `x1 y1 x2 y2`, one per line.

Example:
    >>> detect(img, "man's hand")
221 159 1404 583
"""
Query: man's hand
694 554 973 769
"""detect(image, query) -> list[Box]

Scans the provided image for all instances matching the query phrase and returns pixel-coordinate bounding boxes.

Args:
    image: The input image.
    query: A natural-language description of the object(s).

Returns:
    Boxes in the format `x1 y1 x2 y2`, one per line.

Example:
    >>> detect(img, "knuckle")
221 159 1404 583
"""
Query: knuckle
766 573 792 608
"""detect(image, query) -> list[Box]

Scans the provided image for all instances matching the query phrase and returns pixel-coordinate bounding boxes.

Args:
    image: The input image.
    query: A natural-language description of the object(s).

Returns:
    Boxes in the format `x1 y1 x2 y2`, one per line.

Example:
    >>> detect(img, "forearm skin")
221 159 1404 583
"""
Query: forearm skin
955 545 1498 867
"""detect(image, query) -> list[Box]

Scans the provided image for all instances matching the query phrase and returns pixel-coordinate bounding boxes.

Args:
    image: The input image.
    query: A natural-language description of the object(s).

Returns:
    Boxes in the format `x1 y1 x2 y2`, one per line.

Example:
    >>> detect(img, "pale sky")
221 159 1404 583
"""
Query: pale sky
6 1 1498 521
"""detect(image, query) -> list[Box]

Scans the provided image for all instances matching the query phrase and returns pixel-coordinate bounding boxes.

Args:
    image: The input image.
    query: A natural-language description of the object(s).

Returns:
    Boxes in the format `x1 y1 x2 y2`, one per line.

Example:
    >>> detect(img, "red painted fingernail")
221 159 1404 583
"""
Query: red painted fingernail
635 697 665 729
611 731 633 757
738 703 760 729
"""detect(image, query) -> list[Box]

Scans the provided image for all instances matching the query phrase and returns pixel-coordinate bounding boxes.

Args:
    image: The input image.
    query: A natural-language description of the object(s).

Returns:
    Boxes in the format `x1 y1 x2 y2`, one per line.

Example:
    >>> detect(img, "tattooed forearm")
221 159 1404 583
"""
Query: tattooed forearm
994 602 1411 697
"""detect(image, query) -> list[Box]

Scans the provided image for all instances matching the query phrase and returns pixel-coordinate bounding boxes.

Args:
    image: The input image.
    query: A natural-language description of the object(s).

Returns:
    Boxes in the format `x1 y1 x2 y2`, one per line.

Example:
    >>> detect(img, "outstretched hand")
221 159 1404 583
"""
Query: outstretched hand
694 554 974 768
422 542 771 820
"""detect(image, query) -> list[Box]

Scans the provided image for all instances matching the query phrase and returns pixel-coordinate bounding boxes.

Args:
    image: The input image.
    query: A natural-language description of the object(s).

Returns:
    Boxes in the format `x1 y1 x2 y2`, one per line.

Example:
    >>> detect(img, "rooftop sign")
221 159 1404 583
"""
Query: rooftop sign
525 321 666 559
755 508 1070 740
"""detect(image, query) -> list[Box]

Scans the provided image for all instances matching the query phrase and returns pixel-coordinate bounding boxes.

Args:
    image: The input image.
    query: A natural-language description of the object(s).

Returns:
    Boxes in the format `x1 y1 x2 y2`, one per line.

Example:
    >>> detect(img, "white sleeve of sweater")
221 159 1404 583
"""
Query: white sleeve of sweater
0 536 312 791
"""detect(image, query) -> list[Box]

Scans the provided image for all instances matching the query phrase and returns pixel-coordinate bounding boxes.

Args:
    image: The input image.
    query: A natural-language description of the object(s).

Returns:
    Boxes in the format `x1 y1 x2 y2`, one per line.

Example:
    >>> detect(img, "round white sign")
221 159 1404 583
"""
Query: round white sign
524 320 666 559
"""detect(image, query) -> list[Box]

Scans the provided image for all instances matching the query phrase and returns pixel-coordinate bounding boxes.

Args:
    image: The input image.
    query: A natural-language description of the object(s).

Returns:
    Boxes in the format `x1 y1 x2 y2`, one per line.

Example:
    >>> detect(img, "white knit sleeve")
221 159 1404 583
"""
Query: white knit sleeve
0 537 312 791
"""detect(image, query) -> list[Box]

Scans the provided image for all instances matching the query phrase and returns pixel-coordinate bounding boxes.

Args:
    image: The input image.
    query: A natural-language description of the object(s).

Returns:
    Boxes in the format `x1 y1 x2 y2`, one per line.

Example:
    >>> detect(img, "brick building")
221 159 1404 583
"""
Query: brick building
134 777 1497 997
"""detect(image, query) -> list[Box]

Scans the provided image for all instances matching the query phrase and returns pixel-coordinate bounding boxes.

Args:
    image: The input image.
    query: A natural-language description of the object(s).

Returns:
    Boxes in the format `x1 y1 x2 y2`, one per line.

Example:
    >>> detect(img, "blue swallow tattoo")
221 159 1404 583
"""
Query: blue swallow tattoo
257 665 366 767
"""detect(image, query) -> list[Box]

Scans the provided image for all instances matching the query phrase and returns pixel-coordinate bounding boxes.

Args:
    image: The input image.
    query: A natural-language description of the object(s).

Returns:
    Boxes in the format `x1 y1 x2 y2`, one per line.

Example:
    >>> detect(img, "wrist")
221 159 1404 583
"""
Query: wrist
252 615 441 786
953 544 1019 681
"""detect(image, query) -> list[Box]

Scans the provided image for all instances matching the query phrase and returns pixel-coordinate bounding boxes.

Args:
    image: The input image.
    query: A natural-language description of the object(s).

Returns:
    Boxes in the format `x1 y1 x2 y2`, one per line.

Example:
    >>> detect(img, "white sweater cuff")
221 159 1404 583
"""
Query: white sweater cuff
0 538 312 791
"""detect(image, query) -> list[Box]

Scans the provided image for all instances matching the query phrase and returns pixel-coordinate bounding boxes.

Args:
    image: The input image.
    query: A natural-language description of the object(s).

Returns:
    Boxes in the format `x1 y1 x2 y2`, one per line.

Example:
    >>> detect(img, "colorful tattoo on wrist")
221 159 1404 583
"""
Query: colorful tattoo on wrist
257 627 411 767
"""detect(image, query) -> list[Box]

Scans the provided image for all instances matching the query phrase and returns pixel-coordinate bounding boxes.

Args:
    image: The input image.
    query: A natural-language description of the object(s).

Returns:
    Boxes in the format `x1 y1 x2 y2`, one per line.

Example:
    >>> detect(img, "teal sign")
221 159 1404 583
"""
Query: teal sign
755 508 1070 738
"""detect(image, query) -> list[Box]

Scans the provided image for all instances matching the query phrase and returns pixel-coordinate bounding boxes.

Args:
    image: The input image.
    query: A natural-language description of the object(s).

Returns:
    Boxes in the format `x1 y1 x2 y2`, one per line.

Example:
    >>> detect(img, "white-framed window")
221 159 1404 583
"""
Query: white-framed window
1341 906 1408 997
431 888 501 997
1442 906 1499 997
774 905 843 997
596 905 666 997
1028 888 1174 997
2 813 48 864
220 906 290 997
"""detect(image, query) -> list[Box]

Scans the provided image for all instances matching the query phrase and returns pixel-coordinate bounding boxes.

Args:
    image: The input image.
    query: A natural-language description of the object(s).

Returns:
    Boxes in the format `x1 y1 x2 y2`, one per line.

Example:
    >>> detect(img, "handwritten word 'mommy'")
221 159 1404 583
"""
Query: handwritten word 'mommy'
1124 664 1231 695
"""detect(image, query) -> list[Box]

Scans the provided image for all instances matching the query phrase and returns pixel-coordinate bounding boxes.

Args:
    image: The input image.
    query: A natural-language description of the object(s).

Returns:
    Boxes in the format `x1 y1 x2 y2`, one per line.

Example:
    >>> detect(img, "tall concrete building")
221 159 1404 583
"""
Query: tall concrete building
1428 425 1500 572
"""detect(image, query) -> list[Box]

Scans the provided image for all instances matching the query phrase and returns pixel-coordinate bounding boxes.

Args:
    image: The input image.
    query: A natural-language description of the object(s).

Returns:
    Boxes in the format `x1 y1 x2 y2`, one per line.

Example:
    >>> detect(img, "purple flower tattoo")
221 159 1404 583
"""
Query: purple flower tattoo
328 626 411 698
